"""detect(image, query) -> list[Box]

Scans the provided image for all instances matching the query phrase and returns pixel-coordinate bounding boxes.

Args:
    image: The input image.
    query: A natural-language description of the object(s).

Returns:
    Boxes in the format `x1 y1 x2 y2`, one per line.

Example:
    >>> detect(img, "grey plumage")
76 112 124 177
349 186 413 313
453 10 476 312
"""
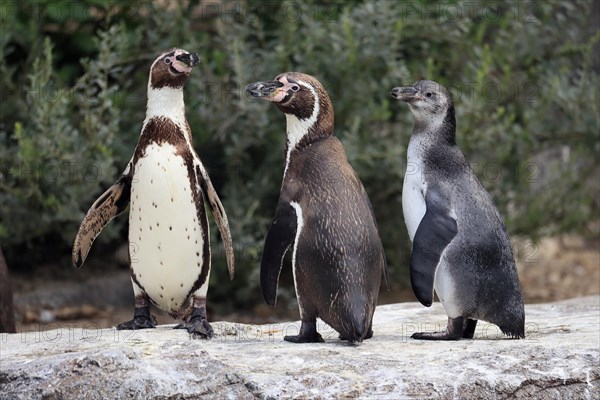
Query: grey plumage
391 80 525 340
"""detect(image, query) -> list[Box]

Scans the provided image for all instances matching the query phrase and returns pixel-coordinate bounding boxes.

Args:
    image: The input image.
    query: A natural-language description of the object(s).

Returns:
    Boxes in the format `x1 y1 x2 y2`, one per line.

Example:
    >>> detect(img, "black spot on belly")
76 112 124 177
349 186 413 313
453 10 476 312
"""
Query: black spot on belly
196 252 199 256
180 283 183 287
169 226 173 231
160 285 164 290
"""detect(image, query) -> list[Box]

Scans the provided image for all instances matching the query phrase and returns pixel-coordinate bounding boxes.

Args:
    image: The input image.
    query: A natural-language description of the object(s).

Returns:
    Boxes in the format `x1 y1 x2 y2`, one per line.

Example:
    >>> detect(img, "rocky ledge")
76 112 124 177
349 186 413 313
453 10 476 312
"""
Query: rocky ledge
1 296 598 399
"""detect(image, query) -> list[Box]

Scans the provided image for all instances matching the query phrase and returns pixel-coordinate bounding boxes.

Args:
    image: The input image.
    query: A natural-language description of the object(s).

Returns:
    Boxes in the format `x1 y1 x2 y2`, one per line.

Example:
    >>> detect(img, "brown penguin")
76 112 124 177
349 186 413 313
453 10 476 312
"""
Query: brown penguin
247 72 388 343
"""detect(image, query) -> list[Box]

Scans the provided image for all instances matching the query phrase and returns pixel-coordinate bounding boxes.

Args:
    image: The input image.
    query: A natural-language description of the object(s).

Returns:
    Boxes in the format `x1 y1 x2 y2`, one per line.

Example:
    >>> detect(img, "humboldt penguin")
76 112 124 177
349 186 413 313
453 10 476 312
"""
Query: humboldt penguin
390 80 525 340
246 72 388 343
72 48 234 338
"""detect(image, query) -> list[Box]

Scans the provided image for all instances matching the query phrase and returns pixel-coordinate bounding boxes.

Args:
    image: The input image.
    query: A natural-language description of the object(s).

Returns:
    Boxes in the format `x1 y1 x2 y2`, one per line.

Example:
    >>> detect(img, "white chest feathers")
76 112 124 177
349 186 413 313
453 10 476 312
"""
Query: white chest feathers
283 81 319 178
129 142 207 313
402 138 427 241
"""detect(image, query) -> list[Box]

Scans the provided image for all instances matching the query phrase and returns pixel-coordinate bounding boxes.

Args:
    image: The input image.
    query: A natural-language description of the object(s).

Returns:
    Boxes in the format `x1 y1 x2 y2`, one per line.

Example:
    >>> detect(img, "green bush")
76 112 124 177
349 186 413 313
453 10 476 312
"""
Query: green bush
1 0 598 311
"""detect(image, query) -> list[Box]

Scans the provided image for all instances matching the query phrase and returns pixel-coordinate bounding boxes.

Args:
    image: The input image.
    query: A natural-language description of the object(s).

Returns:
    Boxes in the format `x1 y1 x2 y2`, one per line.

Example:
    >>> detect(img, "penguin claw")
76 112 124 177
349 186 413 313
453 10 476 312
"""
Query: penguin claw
175 318 214 339
116 315 157 330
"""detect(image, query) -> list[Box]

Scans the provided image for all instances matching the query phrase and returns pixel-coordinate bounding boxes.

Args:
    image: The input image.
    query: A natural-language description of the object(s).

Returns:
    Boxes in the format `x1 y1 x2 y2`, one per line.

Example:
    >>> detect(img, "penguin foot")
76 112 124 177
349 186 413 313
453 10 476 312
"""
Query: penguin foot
284 318 324 343
174 319 214 339
174 306 214 339
116 307 157 330
411 316 471 340
411 330 461 340
339 329 373 341
284 332 324 343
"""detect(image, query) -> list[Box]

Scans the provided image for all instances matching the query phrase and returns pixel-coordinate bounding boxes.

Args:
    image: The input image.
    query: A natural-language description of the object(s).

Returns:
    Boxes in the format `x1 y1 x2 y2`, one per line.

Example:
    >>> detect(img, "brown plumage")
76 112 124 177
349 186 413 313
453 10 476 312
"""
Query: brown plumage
247 72 388 343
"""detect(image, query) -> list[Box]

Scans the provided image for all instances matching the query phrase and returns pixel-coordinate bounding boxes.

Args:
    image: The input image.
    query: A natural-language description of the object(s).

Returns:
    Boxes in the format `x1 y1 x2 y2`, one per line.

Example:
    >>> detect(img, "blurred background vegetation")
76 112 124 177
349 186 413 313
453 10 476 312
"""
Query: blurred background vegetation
0 0 598 320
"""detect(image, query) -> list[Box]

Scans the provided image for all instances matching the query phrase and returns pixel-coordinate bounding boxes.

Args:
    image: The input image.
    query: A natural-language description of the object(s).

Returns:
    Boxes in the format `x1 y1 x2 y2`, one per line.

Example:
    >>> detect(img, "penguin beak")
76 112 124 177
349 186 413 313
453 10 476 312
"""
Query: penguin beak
246 80 284 98
390 86 423 102
176 52 200 68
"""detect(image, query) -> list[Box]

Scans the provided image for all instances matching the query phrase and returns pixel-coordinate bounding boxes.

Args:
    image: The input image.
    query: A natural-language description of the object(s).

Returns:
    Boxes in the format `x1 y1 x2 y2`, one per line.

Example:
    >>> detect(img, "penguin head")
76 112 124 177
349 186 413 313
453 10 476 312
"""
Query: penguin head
246 72 334 137
149 48 200 89
391 80 454 129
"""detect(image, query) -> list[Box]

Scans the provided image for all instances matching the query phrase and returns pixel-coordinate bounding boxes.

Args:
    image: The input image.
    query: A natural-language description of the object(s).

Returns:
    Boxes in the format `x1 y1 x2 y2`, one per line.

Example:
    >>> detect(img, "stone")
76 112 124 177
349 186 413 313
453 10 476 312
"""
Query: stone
1 296 598 399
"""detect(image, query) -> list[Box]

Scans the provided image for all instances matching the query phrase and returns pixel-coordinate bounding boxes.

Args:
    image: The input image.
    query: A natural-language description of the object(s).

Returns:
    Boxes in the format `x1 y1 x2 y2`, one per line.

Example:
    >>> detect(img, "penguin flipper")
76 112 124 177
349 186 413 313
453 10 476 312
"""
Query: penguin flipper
410 187 457 307
261 201 297 307
72 172 132 268
195 164 235 280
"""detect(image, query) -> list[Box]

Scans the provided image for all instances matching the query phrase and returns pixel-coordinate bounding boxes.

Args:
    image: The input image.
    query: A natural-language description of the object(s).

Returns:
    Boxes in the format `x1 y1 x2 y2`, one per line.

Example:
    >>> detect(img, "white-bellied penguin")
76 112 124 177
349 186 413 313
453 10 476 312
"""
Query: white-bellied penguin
246 72 388 343
72 48 234 338
391 80 525 340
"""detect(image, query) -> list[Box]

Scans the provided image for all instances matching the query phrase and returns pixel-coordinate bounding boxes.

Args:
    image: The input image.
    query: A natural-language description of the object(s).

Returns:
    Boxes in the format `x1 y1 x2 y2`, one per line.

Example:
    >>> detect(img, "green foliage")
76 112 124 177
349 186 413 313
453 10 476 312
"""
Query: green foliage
1 0 598 310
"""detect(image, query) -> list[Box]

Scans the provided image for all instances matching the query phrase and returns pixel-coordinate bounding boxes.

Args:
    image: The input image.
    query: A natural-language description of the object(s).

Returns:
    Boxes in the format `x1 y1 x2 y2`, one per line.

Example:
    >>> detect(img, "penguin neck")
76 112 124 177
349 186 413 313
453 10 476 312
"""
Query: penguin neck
145 86 187 129
412 104 456 146
283 102 334 178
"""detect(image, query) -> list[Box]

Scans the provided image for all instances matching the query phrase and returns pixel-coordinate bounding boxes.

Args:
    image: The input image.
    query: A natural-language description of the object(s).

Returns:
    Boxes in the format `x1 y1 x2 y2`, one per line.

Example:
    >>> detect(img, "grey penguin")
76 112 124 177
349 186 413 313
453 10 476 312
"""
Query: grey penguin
246 72 388 343
72 48 234 338
390 80 525 340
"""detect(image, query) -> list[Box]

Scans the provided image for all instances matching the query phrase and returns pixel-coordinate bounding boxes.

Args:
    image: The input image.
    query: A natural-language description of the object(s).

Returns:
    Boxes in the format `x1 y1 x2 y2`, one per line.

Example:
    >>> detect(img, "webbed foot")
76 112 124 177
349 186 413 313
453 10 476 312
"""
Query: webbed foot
411 316 470 340
284 332 324 343
116 306 157 330
284 319 324 343
174 306 214 339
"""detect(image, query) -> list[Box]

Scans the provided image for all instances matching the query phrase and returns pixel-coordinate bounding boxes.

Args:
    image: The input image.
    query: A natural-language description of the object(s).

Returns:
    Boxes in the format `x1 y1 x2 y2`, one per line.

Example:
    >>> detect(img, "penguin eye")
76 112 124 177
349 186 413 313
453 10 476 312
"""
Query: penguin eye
165 58 172 64
426 92 433 98
290 85 300 92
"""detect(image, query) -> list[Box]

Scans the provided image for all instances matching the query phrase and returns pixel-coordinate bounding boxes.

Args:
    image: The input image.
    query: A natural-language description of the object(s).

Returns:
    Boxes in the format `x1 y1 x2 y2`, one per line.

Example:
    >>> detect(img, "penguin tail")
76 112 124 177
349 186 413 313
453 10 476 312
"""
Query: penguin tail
498 306 525 339
341 320 366 343
342 303 374 343
500 325 525 339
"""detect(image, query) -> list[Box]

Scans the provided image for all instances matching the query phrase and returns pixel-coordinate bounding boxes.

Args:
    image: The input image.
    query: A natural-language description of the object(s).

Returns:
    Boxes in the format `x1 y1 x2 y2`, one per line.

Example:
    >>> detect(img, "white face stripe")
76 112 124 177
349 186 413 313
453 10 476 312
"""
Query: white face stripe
289 201 305 317
283 80 319 178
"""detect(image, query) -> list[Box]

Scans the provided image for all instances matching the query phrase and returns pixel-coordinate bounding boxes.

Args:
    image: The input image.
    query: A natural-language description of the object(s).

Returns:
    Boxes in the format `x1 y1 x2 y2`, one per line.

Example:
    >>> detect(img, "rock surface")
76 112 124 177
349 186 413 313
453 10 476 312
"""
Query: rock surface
1 296 598 399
